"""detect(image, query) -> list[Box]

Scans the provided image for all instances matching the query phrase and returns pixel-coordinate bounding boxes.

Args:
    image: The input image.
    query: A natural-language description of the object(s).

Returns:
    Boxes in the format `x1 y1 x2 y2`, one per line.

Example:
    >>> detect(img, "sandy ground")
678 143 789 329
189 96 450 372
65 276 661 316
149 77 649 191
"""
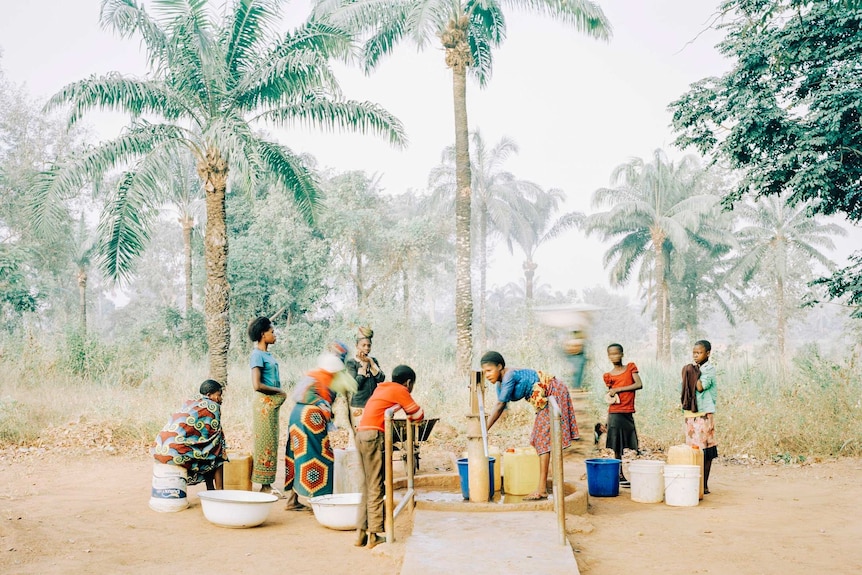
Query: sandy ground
2 451 862 575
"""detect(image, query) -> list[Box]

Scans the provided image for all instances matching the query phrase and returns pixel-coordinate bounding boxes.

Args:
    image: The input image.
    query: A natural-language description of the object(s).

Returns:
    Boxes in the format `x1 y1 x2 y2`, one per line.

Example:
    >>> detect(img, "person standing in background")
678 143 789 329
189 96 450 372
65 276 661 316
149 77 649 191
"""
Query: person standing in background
249 316 287 494
345 327 385 426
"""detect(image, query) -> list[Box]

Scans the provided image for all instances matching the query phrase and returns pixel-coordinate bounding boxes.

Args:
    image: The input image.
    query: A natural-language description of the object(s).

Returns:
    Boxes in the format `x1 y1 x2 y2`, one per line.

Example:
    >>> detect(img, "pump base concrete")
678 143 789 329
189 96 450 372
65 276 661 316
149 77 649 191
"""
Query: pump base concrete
400 509 580 574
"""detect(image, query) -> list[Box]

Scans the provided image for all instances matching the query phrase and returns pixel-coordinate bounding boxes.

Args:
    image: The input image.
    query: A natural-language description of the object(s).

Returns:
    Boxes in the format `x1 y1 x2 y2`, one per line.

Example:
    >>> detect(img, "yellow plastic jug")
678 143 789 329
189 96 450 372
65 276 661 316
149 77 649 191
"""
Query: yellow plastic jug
223 451 253 491
502 447 539 495
667 444 704 500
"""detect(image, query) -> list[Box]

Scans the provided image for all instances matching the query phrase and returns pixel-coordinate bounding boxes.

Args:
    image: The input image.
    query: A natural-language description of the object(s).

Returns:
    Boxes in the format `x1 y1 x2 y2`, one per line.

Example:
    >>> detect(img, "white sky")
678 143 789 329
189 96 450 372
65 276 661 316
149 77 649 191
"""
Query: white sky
1 0 858 299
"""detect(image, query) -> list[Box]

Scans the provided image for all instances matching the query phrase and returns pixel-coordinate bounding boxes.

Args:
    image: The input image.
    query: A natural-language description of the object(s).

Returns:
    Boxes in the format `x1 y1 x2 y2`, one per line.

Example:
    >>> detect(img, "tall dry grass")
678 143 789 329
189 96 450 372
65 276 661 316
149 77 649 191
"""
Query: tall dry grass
1 331 860 461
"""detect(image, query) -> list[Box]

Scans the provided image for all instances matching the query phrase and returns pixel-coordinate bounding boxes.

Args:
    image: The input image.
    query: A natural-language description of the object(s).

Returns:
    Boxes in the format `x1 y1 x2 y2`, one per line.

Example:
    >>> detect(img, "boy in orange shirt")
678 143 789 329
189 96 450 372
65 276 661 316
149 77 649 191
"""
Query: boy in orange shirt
354 365 424 549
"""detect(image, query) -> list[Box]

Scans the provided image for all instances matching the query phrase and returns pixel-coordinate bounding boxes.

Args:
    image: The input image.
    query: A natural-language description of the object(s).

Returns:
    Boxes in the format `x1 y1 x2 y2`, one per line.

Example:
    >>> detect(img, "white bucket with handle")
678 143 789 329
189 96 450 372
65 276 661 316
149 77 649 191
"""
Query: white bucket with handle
629 460 665 503
663 464 700 507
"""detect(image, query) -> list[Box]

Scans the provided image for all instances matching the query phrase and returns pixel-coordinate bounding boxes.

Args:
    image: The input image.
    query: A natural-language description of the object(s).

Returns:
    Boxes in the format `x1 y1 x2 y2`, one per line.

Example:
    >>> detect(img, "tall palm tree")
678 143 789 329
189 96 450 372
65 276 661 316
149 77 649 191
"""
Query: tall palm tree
510 188 583 303
728 195 844 358
429 131 541 349
35 0 404 384
584 149 715 361
163 151 204 318
314 0 610 373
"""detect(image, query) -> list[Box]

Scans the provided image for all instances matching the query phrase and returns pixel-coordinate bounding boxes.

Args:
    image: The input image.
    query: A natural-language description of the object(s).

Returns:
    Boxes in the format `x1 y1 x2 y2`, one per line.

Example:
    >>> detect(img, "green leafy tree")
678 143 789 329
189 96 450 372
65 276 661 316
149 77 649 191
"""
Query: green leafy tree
584 149 716 361
670 1 862 312
726 195 844 358
313 0 610 373
36 0 404 384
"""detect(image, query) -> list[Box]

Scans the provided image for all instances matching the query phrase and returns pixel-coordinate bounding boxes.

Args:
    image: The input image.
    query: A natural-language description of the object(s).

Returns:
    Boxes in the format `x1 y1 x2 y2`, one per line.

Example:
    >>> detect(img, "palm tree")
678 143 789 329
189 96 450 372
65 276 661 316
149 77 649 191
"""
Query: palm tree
584 149 715 361
510 188 584 303
727 195 844 358
429 131 542 349
314 0 610 374
164 151 204 318
35 0 404 384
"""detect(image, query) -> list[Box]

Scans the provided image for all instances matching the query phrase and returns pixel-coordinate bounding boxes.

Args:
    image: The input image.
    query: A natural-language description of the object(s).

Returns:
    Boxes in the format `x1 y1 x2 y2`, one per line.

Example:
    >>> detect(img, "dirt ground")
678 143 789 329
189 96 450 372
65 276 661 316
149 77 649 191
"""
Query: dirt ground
1 449 861 575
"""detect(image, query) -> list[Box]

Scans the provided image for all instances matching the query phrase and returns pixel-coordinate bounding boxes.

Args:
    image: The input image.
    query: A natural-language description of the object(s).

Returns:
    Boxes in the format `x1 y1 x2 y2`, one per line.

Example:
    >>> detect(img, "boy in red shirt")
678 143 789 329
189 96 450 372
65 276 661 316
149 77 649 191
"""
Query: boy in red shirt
354 365 424 549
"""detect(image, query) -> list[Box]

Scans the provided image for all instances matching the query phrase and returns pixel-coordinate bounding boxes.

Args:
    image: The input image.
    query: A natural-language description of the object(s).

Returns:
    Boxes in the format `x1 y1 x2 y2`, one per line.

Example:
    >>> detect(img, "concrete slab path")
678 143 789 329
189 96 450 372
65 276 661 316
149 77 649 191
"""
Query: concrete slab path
400 509 580 575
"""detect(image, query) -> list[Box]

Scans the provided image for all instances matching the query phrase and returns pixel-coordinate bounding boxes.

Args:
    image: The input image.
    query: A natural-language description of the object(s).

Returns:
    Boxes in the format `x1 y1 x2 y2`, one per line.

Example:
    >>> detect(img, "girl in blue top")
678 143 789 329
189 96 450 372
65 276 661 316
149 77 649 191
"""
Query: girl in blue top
481 351 580 501
249 316 287 493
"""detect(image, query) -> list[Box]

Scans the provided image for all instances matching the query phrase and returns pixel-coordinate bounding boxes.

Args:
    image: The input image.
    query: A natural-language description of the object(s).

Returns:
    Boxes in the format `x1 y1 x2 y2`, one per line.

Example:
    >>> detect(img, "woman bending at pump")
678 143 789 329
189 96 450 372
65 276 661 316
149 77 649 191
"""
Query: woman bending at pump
481 351 580 501
153 379 227 490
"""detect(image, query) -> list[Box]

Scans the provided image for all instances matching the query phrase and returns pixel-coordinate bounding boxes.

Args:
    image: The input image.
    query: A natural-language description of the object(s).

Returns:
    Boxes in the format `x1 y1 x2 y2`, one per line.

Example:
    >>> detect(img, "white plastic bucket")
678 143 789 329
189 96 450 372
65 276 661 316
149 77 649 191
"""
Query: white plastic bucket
663 464 700 507
334 448 364 494
628 460 665 503
149 462 189 512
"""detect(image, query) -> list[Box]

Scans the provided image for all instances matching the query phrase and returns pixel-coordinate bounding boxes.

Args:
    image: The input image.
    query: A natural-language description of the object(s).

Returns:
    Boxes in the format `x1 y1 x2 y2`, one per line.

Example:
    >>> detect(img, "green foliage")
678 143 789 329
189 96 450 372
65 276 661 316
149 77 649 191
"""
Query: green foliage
670 0 862 309
61 330 115 377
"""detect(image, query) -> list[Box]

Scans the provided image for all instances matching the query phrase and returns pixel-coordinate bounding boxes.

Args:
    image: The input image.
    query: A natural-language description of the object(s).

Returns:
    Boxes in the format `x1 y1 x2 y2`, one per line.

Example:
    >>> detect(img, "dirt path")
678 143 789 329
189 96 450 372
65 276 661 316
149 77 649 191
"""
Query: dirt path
2 451 861 574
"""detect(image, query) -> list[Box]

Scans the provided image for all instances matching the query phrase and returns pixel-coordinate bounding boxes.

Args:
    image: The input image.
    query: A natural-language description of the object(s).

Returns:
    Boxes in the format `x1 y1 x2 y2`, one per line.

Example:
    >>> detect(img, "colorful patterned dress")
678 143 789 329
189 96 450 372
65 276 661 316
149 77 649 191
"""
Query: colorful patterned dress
250 348 283 485
497 368 580 455
285 369 336 500
153 396 227 485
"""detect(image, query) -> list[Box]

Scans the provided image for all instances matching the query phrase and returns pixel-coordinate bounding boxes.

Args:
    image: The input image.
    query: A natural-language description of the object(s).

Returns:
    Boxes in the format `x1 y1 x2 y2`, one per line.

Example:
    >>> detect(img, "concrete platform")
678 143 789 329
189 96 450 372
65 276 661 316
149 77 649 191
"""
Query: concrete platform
400 509 580 575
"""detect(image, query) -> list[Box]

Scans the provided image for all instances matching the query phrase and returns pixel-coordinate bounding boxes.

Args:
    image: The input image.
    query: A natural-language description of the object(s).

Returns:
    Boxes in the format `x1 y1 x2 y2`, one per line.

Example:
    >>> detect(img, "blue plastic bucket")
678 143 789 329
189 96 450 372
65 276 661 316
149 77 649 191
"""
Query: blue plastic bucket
585 458 621 497
456 457 496 500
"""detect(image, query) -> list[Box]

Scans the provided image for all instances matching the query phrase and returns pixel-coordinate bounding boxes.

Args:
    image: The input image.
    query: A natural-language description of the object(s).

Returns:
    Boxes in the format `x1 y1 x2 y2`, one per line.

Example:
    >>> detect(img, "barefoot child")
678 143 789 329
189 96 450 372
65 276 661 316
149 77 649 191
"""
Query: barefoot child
481 351 580 501
683 340 718 494
603 343 643 486
249 316 287 493
355 365 424 549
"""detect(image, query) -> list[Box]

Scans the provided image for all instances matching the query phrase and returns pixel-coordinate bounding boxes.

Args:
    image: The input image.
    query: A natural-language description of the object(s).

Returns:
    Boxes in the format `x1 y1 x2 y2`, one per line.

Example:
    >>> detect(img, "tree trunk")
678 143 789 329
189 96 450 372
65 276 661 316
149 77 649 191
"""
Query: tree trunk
653 231 668 361
180 214 194 316
523 258 537 302
356 245 365 308
777 274 786 359
77 268 87 334
445 18 474 375
402 266 410 325
198 147 230 386
478 210 487 351
662 287 671 361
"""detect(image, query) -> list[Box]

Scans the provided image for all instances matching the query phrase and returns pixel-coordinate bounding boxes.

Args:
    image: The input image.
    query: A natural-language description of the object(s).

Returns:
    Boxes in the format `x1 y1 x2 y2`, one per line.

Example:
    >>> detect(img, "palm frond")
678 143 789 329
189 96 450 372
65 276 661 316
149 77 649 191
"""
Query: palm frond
44 75 189 127
98 170 158 282
363 5 412 71
257 140 320 225
225 0 282 78
100 0 169 69
257 97 406 147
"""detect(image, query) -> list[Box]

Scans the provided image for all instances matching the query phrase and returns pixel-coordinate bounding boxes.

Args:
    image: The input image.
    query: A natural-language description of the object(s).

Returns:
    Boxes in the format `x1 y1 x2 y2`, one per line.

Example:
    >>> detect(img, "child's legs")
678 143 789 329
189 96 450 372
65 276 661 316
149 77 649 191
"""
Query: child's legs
356 430 385 533
538 452 550 494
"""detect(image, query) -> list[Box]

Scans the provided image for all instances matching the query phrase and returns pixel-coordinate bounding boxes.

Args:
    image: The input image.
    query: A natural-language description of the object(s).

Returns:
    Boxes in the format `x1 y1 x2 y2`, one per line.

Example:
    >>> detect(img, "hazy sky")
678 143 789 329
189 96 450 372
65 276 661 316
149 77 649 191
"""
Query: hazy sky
1 1 857 300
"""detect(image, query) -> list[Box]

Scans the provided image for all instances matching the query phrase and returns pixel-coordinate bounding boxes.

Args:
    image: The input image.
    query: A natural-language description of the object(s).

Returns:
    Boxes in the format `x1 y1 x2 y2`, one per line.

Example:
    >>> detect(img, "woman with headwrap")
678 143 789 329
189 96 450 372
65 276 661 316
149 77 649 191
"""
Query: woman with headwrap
345 327 386 425
284 341 356 509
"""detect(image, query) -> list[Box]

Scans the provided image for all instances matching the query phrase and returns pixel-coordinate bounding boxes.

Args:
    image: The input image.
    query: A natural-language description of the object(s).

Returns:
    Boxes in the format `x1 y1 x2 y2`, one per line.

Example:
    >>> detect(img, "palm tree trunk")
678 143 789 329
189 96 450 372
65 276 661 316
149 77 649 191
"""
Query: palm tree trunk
356 246 365 308
653 233 667 361
180 214 194 316
446 19 474 375
479 210 488 351
662 288 671 360
523 259 537 302
777 275 786 359
199 148 230 386
77 268 87 334
402 266 410 324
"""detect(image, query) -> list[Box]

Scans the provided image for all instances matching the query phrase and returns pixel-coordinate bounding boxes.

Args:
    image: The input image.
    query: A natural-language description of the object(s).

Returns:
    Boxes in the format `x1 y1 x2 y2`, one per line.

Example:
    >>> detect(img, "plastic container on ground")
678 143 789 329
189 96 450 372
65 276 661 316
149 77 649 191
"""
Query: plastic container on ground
456 458 496 500
223 451 253 491
198 490 278 527
308 493 363 530
334 448 364 494
585 458 621 497
667 444 704 499
149 462 189 512
628 460 665 503
663 464 700 507
488 446 502 494
502 447 539 495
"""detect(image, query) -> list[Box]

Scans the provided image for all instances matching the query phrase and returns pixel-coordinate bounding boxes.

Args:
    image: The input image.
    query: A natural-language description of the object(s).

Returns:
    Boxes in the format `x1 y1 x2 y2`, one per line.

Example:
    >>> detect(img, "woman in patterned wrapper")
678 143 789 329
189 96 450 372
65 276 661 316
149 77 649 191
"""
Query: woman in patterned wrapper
283 341 357 510
153 379 227 490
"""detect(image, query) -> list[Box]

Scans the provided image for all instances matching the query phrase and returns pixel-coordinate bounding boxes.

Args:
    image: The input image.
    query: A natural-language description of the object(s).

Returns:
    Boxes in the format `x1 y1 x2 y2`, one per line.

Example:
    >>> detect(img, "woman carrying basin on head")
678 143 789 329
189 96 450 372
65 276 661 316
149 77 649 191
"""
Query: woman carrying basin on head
481 351 580 501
